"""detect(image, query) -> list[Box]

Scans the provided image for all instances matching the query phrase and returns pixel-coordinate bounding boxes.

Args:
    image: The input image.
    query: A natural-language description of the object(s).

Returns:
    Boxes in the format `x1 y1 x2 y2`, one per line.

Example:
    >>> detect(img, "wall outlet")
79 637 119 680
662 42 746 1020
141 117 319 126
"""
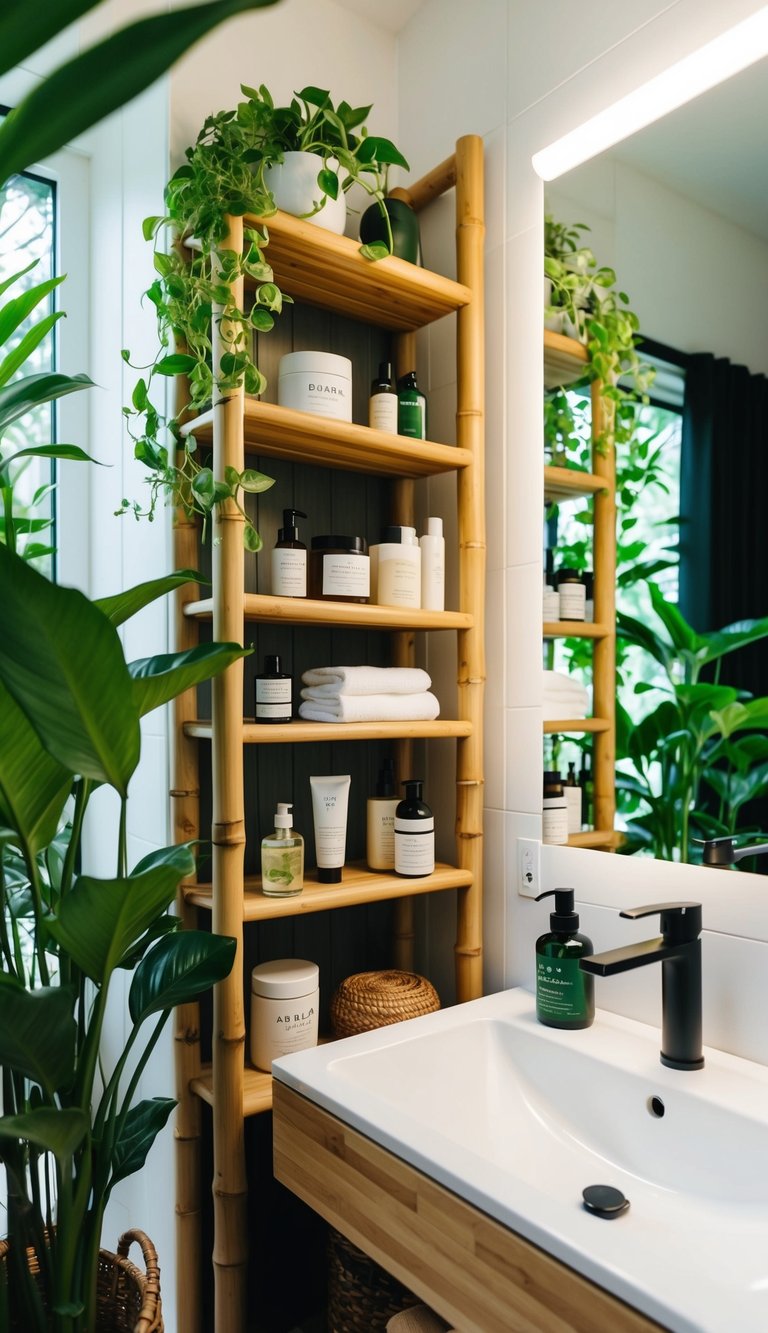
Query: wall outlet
518 838 541 897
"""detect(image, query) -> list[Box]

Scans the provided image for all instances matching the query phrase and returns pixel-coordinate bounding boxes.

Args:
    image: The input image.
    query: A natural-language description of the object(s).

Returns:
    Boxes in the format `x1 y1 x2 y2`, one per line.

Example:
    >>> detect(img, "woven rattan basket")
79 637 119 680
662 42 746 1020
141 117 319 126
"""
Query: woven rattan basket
327 1227 419 1332
0 1228 163 1332
330 970 440 1039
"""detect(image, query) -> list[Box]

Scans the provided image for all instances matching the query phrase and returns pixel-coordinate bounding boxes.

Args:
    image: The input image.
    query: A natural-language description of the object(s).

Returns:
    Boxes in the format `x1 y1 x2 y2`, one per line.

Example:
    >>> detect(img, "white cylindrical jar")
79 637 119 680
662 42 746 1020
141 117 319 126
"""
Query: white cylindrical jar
370 525 421 609
278 351 352 422
542 771 569 845
250 959 319 1071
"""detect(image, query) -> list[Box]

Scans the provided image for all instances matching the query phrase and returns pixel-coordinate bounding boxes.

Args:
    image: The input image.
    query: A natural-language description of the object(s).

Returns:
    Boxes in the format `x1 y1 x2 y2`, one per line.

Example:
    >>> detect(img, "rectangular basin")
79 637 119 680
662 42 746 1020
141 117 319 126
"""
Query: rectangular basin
273 987 768 1333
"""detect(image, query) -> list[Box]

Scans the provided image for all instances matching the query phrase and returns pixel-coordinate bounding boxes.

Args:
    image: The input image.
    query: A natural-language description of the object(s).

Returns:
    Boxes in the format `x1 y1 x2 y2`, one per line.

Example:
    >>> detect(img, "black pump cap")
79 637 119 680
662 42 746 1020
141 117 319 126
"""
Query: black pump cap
263 654 282 674
278 508 307 542
372 361 394 391
397 370 418 391
402 779 423 800
376 758 396 797
535 887 580 933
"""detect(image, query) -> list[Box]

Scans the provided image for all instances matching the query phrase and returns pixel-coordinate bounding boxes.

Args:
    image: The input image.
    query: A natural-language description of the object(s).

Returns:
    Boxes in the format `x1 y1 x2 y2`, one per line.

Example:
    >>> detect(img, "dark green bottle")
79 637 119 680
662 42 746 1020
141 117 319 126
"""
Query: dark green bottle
534 888 594 1029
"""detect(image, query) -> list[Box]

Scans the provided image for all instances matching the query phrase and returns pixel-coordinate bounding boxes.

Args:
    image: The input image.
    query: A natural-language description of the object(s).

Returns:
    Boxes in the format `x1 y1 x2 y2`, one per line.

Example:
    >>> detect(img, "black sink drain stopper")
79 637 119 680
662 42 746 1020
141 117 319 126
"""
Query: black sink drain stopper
582 1184 630 1218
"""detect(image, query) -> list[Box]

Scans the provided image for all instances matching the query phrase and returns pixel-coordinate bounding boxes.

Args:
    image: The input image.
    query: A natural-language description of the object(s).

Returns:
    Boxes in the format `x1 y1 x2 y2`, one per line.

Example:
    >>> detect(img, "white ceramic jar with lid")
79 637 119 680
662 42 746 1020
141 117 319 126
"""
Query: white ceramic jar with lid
250 958 319 1071
278 351 352 421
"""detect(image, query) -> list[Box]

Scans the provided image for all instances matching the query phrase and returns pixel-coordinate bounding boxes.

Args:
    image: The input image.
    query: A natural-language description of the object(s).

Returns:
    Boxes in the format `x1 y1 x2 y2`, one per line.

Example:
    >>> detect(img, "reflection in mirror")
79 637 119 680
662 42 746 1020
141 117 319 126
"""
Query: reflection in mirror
543 55 768 869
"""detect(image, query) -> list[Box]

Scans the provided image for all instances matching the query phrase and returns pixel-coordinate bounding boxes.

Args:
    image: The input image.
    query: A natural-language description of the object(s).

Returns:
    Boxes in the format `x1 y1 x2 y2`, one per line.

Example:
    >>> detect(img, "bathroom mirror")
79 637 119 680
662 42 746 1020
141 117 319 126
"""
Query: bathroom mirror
544 52 768 871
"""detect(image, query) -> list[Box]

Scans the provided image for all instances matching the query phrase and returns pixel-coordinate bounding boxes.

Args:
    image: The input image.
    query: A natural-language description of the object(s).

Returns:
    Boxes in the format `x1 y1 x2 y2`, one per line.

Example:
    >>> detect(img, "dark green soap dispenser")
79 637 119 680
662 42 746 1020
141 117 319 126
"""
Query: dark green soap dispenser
534 888 594 1029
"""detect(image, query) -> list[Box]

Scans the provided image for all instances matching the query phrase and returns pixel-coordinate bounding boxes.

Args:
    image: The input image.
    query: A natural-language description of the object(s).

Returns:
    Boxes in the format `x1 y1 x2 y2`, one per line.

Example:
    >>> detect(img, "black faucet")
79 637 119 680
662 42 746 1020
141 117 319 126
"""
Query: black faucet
579 902 704 1071
695 834 768 867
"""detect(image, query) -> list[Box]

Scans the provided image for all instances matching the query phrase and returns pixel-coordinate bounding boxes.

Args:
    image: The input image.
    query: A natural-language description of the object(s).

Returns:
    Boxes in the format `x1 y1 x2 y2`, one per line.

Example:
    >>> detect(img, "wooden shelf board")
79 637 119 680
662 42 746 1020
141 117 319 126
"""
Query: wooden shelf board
198 208 472 330
544 328 590 388
181 400 471 478
544 465 609 502
543 621 612 640
567 830 623 849
184 861 472 921
543 717 610 734
185 719 473 744
191 1066 273 1119
185 593 471 632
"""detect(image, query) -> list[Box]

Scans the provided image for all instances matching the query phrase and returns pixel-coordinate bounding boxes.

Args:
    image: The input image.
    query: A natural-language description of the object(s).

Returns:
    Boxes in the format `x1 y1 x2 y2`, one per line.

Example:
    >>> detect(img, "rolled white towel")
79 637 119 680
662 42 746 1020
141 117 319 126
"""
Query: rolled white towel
301 665 431 696
299 691 440 723
543 669 587 697
543 696 589 721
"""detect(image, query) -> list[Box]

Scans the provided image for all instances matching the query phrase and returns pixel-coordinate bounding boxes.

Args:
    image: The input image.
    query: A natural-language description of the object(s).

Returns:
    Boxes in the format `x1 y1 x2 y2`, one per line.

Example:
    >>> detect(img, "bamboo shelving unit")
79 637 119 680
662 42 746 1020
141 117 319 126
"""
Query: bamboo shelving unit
543 331 617 843
173 137 485 1333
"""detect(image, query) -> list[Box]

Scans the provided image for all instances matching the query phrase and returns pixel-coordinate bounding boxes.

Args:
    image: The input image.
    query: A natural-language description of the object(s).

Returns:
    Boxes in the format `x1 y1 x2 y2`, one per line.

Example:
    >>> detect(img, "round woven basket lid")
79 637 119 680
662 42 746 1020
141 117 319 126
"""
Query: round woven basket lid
331 969 440 1039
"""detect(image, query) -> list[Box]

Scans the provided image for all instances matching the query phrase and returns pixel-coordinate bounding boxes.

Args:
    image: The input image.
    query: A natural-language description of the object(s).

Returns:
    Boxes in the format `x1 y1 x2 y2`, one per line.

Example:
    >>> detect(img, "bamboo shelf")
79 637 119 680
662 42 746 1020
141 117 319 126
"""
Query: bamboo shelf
185 593 472 632
184 861 471 920
543 717 610 734
544 464 608 502
543 620 611 639
543 327 589 389
567 830 623 849
174 137 486 1333
185 719 473 744
181 399 473 478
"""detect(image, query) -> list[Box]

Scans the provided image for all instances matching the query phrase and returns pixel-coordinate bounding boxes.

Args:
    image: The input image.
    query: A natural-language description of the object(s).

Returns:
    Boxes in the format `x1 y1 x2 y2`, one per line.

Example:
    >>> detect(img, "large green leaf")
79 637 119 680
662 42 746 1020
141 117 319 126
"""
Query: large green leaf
0 982 76 1096
617 611 673 673
699 616 768 667
94 569 207 627
131 842 197 879
129 931 236 1024
128 642 250 717
0 544 140 794
0 311 65 389
0 0 281 186
0 1 104 77
46 864 183 984
0 372 93 437
0 444 98 487
109 1098 175 1191
0 680 72 856
0 1109 88 1162
0 273 64 349
648 582 703 654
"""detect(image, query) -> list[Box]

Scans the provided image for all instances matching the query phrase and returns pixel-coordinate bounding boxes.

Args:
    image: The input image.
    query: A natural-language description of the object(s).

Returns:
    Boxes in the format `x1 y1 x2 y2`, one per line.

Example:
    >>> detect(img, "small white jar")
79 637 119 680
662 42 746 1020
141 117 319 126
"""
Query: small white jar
250 959 319 1071
278 350 352 422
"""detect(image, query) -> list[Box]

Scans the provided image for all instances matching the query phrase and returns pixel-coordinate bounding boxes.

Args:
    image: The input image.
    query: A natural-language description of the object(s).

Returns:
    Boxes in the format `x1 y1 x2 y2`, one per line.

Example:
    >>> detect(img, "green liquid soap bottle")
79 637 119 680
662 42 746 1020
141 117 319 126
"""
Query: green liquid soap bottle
261 802 304 898
534 888 594 1029
397 370 427 440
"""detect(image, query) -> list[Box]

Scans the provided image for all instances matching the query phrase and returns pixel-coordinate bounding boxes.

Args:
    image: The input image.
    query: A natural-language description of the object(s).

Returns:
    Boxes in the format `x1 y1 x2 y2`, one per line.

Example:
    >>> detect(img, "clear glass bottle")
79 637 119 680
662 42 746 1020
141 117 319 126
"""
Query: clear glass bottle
261 802 304 897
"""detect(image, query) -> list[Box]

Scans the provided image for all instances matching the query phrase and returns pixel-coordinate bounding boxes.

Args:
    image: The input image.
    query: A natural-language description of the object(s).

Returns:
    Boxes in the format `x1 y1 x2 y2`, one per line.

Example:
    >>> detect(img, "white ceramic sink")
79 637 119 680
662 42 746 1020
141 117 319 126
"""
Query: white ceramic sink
273 987 768 1333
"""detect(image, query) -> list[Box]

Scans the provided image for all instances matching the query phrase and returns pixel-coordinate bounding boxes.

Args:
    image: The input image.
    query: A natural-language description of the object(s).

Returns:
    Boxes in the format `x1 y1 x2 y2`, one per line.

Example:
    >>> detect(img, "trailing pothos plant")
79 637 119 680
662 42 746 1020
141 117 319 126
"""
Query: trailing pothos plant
0 543 245 1332
120 84 409 549
616 582 768 862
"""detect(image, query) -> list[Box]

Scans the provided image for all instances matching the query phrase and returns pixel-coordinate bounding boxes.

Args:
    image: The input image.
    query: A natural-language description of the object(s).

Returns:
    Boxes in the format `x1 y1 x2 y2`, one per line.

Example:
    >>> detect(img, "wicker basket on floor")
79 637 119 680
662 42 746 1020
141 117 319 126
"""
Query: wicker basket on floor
330 970 440 1039
0 1228 163 1332
327 1227 419 1333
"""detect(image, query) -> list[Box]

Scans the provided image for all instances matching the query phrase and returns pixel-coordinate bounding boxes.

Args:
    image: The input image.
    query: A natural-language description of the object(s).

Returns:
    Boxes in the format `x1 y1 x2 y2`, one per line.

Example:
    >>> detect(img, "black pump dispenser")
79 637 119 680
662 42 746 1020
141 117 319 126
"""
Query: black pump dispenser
534 887 594 1030
277 508 307 543
376 758 396 798
536 887 579 934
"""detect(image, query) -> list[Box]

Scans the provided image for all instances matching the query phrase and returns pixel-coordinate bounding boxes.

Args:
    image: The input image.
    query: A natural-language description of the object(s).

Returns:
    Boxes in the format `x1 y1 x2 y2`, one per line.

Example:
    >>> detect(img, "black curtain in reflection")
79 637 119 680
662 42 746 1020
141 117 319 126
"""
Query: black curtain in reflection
680 352 768 698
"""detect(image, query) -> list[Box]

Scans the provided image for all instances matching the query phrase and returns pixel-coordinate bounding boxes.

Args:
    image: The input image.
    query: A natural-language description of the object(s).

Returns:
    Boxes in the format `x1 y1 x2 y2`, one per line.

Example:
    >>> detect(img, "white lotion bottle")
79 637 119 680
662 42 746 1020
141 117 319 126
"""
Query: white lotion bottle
370 525 421 609
366 758 398 871
420 516 445 611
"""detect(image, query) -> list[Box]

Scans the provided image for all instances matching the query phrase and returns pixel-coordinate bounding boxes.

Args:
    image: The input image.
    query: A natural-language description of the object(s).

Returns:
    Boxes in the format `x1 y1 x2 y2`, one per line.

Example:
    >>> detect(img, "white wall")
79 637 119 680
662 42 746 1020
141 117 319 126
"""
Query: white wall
397 0 768 1065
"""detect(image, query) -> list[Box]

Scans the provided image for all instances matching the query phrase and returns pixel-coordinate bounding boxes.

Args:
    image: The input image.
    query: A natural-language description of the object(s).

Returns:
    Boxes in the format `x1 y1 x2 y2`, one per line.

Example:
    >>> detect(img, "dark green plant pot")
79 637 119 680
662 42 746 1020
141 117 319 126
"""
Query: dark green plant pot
359 198 421 264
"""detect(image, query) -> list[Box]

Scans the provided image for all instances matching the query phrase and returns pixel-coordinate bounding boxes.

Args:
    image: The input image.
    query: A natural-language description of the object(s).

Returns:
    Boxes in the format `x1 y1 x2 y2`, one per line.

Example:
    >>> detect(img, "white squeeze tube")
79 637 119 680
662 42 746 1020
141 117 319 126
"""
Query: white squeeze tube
309 775 351 884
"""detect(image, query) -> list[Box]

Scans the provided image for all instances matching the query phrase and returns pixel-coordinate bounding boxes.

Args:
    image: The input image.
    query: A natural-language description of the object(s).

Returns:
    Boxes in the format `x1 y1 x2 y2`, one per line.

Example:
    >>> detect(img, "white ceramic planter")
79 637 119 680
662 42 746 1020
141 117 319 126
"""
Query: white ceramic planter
264 151 346 235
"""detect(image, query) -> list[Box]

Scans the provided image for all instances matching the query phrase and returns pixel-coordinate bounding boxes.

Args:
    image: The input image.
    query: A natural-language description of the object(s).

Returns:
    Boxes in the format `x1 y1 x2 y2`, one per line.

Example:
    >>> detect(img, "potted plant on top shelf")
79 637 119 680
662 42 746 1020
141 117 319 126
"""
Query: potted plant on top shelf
120 83 410 548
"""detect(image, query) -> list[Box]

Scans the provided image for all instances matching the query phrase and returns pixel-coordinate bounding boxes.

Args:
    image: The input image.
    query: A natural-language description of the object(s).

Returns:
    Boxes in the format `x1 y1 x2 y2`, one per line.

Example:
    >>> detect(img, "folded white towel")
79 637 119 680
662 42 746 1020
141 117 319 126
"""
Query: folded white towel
543 669 588 696
299 691 440 723
301 665 431 696
543 698 589 721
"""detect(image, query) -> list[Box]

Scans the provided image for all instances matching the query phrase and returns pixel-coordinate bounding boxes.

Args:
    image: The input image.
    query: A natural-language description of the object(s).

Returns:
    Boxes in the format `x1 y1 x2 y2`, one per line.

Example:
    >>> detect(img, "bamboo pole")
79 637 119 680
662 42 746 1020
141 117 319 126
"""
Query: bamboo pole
591 381 617 836
454 136 485 1002
171 331 204 1333
210 216 248 1331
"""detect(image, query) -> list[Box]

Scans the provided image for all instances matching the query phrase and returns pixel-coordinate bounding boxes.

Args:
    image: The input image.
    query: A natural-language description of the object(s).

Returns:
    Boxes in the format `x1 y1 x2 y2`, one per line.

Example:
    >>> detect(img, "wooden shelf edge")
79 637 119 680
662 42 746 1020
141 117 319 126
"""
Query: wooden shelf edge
191 1067 273 1119
185 593 472 632
543 621 612 639
566 830 624 849
544 464 611 501
184 862 472 921
543 328 590 389
543 717 610 734
185 719 474 743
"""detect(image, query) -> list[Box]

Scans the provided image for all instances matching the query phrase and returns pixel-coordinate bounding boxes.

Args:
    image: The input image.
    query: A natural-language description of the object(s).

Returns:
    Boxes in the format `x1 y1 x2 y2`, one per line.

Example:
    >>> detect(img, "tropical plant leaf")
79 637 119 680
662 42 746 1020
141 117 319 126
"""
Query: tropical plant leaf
0 981 76 1096
0 273 64 347
108 1098 175 1190
648 582 703 654
0 0 282 186
0 444 98 487
45 864 183 985
0 1109 88 1162
94 569 207 627
0 372 93 437
617 611 673 673
0 680 72 857
128 642 250 716
131 841 197 879
699 617 768 667
129 930 236 1024
0 544 140 794
0 310 65 389
0 1 104 77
